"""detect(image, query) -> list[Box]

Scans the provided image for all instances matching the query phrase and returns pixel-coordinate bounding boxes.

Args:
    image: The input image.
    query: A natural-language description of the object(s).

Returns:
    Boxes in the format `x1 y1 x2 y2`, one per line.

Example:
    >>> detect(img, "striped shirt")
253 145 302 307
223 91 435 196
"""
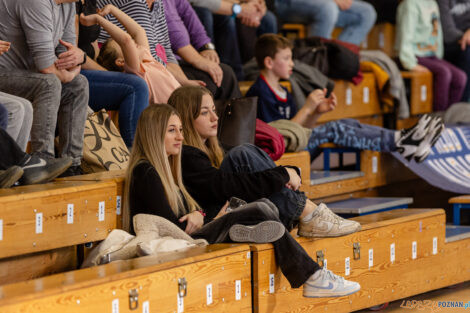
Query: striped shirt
96 0 177 65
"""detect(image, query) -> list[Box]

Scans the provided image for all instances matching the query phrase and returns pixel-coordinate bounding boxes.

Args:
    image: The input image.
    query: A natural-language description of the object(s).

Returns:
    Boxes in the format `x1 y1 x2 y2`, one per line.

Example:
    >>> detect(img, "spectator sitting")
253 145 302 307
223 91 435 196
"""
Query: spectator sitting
247 34 444 163
274 0 376 45
162 0 241 102
96 0 240 103
396 0 467 111
191 0 277 79
81 4 181 103
0 0 89 176
0 105 72 188
438 0 470 102
74 0 150 148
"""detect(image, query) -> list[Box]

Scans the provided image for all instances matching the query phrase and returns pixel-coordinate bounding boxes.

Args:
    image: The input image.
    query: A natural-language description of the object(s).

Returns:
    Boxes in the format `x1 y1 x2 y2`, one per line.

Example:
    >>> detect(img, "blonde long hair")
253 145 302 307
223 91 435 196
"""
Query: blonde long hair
123 104 200 231
168 86 224 167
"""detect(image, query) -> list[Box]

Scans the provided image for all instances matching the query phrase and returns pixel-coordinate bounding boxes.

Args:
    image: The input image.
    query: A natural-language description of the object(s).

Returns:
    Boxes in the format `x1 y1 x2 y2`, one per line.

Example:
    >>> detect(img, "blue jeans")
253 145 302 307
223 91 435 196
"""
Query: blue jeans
307 119 396 158
275 0 376 45
81 70 149 148
219 144 306 231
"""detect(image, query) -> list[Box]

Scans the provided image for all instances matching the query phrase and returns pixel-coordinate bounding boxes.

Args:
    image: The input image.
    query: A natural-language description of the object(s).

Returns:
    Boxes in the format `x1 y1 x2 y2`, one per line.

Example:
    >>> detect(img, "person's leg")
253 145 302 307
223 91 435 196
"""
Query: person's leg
257 10 278 36
444 44 470 101
0 127 29 170
57 74 89 167
0 70 62 160
335 0 377 45
81 70 149 148
306 118 397 157
0 92 33 151
417 56 452 111
193 202 320 288
0 103 7 130
193 6 215 41
443 59 467 106
220 144 306 230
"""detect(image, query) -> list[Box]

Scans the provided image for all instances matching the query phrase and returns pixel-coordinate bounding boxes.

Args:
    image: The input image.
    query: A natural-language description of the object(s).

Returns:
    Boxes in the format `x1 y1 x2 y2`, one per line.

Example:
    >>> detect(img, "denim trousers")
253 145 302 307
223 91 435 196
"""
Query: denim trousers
0 70 88 166
0 103 7 130
0 91 33 151
192 201 320 288
307 119 397 158
275 0 376 45
0 127 29 170
417 56 467 111
444 43 470 102
81 70 149 148
219 143 306 230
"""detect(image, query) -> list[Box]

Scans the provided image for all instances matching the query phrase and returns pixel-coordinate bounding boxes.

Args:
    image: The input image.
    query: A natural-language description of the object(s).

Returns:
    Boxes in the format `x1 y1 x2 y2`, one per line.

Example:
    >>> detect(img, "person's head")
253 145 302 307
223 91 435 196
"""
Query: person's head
168 86 224 167
123 103 200 231
97 39 125 72
255 34 294 80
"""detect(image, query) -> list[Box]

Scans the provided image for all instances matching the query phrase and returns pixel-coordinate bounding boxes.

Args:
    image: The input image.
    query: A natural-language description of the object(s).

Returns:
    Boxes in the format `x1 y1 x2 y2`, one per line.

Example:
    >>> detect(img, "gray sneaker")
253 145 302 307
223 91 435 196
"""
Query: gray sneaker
0 166 23 188
21 156 72 185
229 221 285 243
303 268 360 298
298 203 361 237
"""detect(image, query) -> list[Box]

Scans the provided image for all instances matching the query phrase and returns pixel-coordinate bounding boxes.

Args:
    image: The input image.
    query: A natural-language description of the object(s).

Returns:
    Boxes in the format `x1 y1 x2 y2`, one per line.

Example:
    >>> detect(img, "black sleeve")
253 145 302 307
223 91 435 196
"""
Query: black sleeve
129 161 187 232
181 146 290 204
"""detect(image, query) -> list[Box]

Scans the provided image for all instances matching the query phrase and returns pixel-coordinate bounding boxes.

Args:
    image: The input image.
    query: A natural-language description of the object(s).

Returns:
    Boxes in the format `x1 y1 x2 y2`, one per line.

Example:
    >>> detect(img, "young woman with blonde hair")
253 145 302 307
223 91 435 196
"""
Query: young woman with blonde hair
125 103 360 298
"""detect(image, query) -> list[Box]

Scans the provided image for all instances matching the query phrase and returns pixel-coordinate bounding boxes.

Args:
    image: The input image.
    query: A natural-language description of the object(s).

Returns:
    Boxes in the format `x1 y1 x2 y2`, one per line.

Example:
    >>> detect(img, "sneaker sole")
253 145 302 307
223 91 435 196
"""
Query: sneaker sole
303 285 361 298
298 224 362 238
23 159 73 185
0 166 23 188
229 221 284 243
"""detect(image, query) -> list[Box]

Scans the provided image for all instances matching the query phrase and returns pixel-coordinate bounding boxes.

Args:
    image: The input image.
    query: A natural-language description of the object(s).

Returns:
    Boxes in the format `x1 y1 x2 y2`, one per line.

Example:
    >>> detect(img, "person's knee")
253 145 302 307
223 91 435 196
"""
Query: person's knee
219 63 238 84
438 66 452 84
356 1 377 27
317 1 339 24
253 202 280 221
40 73 62 95
260 11 278 34
228 143 258 159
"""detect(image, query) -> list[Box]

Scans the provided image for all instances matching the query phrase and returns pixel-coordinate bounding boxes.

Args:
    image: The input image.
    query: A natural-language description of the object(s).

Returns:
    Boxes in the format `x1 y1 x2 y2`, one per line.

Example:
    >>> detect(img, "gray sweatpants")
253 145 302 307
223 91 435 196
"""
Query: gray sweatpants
0 69 89 166
0 91 33 151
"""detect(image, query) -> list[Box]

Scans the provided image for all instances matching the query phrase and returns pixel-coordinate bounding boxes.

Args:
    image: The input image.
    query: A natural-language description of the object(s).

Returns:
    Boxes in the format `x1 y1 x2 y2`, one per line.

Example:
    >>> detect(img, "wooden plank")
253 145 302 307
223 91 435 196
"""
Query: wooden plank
275 151 310 184
402 71 433 115
318 73 381 123
327 197 413 214
281 24 307 39
0 244 252 313
0 180 117 259
239 81 292 97
366 23 396 57
0 246 77 286
449 195 470 204
251 209 464 313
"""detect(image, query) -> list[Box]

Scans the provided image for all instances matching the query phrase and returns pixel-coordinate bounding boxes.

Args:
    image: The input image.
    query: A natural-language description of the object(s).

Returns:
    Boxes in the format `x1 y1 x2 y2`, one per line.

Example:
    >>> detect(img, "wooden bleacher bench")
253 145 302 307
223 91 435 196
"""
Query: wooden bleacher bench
326 196 413 216
401 71 433 115
251 208 470 313
0 244 252 313
280 24 307 39
274 151 310 185
364 23 396 57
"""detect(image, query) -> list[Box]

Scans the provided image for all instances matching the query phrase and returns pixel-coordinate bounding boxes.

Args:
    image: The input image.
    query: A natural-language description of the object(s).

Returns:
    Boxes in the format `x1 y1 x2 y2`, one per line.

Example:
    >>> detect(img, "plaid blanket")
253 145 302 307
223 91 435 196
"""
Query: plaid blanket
392 126 470 194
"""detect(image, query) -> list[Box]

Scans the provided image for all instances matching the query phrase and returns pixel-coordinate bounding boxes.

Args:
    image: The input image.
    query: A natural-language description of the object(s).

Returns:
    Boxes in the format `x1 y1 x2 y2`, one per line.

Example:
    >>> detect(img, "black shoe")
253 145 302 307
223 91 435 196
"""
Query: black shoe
58 165 84 178
21 156 72 185
0 166 24 188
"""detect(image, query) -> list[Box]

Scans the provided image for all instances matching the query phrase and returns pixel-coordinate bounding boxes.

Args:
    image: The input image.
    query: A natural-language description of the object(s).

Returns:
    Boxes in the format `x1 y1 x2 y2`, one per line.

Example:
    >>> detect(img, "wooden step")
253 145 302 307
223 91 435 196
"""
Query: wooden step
318 73 381 123
0 244 252 313
446 225 470 243
449 195 470 225
280 23 307 39
239 80 292 97
364 23 396 57
275 151 310 184
250 209 470 313
0 180 118 259
402 71 433 115
310 170 364 185
326 196 413 215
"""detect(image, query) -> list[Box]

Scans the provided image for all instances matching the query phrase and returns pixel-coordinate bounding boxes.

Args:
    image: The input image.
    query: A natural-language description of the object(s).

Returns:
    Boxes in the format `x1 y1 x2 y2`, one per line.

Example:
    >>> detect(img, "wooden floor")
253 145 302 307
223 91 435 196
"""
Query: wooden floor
355 281 470 312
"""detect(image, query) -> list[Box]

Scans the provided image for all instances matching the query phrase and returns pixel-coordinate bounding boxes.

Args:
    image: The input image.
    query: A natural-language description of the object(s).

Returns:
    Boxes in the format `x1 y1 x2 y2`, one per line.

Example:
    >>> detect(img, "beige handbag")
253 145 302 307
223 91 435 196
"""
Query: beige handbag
81 109 130 173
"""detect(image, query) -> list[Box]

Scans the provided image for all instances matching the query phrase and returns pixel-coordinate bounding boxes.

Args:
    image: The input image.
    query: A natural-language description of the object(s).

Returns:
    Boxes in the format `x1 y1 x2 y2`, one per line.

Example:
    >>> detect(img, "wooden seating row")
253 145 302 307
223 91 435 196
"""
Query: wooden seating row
1 209 469 313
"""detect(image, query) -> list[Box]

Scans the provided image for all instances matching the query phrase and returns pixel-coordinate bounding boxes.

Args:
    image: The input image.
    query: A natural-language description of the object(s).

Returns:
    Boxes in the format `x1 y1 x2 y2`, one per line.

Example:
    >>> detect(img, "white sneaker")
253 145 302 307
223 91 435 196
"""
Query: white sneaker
303 268 360 298
298 203 361 237
229 221 285 243
395 114 443 162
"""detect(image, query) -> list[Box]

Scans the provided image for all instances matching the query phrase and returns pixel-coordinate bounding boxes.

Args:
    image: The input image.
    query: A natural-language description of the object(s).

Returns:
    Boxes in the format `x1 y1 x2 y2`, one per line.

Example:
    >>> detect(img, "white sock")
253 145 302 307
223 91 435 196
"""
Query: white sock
302 211 315 222
309 269 322 281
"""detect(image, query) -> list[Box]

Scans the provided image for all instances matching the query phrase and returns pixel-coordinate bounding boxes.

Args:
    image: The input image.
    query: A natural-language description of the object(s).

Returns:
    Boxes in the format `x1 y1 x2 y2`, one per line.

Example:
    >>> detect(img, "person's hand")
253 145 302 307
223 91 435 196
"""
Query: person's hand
62 65 81 83
239 2 261 27
285 167 301 191
55 39 85 70
97 4 114 16
313 89 337 114
459 29 470 50
334 0 353 10
179 211 204 235
194 57 223 87
0 40 10 55
200 49 220 64
183 79 206 87
214 201 230 219
411 64 430 73
79 13 99 26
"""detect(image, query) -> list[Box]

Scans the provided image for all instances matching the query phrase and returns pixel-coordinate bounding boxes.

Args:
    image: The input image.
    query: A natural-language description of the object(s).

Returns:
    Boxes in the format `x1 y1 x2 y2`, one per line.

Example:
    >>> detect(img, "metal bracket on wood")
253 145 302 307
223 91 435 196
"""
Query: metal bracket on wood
353 243 361 260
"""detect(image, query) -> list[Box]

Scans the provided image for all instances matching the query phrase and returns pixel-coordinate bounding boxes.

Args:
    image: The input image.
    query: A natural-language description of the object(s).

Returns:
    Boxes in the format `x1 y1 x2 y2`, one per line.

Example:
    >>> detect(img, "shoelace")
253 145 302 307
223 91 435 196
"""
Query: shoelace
323 269 344 283
318 205 343 224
